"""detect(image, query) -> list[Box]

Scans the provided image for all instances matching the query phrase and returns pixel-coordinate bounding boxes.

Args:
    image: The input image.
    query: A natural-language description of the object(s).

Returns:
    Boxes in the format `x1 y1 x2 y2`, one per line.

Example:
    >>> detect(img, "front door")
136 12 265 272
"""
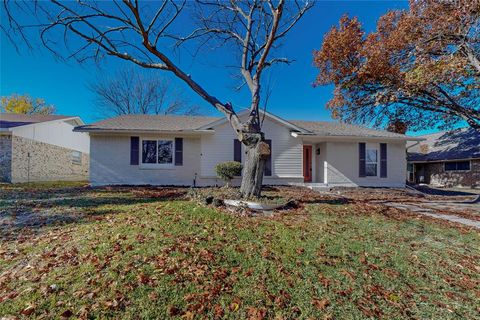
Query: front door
303 145 312 182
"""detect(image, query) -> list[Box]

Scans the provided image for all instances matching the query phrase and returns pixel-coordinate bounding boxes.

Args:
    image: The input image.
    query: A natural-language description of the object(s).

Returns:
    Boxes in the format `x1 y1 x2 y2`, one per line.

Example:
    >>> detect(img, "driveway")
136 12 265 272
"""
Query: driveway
381 200 480 229
333 187 480 229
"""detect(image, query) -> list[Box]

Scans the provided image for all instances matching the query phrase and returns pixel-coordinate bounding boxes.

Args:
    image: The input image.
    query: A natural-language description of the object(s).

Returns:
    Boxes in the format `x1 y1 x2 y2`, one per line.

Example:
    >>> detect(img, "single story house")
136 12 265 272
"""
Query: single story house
0 113 90 183
74 111 422 187
407 127 480 188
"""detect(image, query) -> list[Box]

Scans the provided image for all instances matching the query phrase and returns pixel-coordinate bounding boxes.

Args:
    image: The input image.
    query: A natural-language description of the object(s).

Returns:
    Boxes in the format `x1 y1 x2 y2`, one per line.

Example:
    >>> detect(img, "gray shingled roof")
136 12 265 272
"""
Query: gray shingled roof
408 127 480 162
74 114 221 132
0 113 73 129
289 120 409 138
74 114 415 139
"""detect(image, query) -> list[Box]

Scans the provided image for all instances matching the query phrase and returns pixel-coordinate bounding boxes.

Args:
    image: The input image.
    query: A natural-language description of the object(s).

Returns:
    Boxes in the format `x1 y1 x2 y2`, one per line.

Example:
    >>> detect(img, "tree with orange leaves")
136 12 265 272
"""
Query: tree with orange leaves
314 0 479 131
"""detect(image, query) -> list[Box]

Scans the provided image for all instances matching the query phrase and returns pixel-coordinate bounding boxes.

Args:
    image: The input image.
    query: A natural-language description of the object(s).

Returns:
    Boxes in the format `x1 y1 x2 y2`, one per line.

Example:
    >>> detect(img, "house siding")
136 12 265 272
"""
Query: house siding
424 160 480 188
10 136 89 183
0 135 12 182
89 134 201 186
200 116 303 180
87 116 411 188
12 119 90 153
324 141 406 187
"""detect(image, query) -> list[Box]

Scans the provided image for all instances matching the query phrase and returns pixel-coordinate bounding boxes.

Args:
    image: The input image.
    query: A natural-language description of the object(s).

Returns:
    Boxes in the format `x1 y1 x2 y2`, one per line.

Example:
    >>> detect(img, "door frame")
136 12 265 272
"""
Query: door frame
303 145 313 182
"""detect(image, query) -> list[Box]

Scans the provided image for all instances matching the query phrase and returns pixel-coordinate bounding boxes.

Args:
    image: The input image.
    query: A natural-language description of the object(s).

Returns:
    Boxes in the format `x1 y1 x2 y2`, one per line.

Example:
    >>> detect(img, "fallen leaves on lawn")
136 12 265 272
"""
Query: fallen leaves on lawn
312 298 330 310
1 185 479 319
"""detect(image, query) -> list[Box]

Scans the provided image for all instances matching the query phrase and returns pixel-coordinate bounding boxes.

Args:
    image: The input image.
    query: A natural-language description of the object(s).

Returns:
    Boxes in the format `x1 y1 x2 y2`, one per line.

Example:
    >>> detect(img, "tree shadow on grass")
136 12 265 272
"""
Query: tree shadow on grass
414 185 479 196
0 189 188 241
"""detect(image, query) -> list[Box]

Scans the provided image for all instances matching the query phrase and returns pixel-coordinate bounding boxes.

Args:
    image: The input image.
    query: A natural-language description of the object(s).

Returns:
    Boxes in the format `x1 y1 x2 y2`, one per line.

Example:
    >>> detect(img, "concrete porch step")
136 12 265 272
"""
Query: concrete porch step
290 182 331 192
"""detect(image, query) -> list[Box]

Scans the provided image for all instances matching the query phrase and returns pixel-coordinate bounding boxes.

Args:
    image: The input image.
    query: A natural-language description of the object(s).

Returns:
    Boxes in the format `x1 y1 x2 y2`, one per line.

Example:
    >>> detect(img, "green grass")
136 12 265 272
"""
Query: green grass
0 184 478 319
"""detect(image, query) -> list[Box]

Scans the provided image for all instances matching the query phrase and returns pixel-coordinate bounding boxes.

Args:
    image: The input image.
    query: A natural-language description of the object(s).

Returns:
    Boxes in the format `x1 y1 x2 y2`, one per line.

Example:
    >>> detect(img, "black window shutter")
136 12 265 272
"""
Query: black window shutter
130 137 139 165
380 143 387 178
264 139 272 176
234 139 242 162
175 138 183 166
359 142 366 177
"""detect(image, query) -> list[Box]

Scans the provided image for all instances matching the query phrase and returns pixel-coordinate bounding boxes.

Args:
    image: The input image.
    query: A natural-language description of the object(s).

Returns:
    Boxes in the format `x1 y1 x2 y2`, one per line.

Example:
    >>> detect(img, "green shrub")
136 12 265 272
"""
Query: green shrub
215 161 242 186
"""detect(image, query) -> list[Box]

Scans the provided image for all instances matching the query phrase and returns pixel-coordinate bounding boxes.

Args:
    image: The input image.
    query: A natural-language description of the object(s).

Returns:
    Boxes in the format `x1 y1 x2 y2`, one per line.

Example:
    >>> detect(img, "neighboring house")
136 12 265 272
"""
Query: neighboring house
75 111 421 188
407 128 480 188
0 113 90 183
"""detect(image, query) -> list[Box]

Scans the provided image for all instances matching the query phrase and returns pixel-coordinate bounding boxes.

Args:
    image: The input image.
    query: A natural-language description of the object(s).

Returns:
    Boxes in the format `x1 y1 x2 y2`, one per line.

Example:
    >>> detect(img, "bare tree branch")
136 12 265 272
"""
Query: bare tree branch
1 0 313 197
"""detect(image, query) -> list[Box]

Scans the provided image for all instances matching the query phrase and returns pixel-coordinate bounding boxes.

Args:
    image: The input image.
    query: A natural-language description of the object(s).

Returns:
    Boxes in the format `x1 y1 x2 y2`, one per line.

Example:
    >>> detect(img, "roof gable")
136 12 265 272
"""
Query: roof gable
196 110 311 133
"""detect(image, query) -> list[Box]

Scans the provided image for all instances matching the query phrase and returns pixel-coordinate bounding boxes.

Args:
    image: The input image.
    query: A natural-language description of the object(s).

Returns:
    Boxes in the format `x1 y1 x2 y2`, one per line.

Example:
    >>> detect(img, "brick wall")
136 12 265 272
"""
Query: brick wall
427 159 480 188
11 135 89 183
0 135 12 182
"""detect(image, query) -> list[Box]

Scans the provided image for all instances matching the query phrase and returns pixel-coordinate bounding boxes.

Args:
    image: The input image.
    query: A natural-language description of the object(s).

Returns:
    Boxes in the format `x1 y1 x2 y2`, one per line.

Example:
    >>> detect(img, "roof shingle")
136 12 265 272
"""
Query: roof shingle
408 128 480 161
74 113 415 140
289 120 409 138
74 114 221 132
0 113 73 129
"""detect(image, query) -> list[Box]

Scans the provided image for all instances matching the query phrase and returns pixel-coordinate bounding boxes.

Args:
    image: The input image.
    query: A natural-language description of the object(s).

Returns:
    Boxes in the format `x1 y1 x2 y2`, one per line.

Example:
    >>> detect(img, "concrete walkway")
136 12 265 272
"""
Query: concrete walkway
382 202 480 229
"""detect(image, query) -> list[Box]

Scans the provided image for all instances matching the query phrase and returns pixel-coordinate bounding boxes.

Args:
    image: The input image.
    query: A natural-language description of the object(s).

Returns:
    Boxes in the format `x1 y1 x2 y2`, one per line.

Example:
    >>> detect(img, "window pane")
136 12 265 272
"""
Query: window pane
142 140 157 163
366 164 377 176
457 161 470 170
71 151 82 164
158 140 173 164
366 149 377 162
445 162 456 171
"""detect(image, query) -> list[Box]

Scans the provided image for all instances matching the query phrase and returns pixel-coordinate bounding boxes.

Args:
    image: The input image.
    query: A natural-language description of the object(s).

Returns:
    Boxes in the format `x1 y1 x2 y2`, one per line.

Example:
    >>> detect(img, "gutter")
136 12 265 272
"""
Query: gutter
408 157 480 164
291 132 425 141
73 127 216 135
406 140 421 151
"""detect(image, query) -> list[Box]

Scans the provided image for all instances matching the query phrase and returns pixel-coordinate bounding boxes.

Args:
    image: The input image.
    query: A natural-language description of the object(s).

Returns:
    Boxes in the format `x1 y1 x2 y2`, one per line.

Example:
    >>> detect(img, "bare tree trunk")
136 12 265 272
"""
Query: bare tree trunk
239 132 270 198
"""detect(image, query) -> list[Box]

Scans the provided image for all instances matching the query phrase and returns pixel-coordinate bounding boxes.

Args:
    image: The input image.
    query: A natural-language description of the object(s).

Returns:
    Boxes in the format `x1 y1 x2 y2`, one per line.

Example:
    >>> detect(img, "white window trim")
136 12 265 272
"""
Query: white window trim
140 137 175 169
365 144 379 177
444 160 471 172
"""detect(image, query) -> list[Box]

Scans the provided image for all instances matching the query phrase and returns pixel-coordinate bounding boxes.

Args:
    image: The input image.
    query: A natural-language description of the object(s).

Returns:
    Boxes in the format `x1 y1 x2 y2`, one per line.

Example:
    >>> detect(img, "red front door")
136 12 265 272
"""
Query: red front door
303 145 312 182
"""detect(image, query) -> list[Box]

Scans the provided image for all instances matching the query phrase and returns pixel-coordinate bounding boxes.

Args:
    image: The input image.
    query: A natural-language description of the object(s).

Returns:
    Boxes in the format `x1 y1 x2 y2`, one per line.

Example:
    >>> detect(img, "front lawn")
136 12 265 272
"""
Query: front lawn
0 184 478 319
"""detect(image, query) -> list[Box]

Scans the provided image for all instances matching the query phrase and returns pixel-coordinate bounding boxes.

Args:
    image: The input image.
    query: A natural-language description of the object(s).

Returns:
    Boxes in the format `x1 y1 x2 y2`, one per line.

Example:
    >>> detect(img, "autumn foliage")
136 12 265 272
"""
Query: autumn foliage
314 0 480 131
1 94 55 115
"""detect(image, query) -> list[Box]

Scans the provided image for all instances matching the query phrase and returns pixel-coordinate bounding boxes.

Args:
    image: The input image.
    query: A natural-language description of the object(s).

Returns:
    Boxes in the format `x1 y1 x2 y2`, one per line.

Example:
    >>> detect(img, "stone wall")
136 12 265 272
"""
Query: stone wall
0 135 12 182
426 159 480 188
11 135 89 183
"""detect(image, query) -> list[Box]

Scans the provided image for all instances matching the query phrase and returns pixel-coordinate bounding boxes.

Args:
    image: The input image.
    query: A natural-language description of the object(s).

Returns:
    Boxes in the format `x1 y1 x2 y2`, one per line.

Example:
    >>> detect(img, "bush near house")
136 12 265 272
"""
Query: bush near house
215 161 243 186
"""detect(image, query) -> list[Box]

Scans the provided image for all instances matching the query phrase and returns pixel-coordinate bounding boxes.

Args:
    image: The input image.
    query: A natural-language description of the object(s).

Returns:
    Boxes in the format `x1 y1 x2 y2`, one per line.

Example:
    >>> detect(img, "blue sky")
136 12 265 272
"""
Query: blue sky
2 1 429 132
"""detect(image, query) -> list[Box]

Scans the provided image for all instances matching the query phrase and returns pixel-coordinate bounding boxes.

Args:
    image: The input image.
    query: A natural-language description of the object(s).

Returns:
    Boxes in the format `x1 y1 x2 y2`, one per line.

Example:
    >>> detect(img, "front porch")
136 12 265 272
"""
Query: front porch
300 141 329 185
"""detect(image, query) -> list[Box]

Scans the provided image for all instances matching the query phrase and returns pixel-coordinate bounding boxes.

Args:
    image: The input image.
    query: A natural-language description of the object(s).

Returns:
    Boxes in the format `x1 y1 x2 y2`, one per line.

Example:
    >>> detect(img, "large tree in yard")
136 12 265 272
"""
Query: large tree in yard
2 0 312 197
313 0 480 131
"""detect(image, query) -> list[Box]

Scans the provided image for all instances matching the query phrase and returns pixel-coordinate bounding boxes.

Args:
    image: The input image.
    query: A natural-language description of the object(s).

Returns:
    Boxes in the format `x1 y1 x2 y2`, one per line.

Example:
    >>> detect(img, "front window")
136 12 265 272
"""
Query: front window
445 161 470 171
366 149 377 176
142 139 173 165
